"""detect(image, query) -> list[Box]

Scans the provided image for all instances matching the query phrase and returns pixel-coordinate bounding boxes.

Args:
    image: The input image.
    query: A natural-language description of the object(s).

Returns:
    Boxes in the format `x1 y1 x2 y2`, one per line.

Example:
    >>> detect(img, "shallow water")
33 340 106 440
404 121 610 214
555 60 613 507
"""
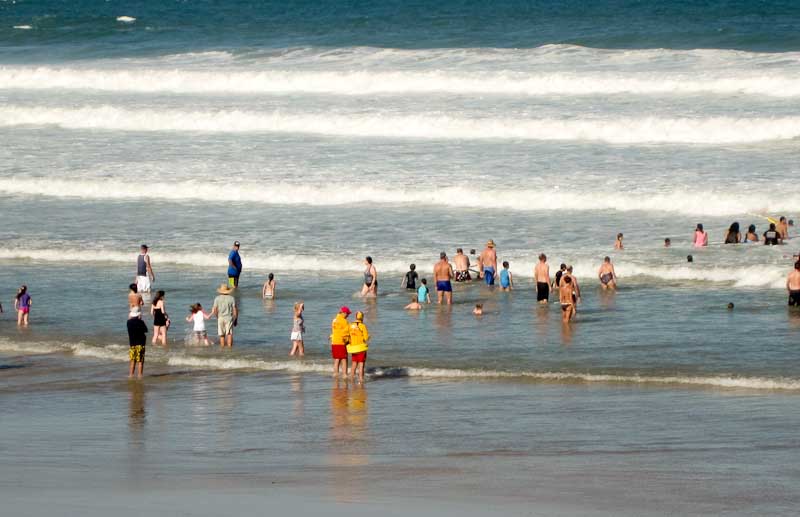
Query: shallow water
3 0 800 513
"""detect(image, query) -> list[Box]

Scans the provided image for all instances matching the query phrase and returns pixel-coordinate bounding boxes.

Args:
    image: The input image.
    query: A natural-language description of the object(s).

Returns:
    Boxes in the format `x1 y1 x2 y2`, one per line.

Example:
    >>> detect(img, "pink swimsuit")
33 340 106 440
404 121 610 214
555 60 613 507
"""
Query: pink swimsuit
694 231 707 247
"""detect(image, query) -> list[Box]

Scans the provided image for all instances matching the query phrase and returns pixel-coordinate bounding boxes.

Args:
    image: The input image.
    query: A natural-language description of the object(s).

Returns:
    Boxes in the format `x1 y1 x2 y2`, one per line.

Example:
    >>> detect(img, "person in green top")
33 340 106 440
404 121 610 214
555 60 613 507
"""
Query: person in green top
211 283 238 347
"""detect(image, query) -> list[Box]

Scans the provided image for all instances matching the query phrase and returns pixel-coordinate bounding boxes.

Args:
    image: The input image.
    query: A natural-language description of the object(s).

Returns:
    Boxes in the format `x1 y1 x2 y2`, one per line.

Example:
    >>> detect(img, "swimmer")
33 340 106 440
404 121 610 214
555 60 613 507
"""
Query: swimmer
693 224 708 247
347 311 370 383
664 238 671 248
479 240 498 285
15 285 31 326
559 276 576 323
330 306 351 377
128 283 143 313
418 278 431 304
472 303 483 316
262 273 276 299
565 266 582 307
764 223 783 245
405 296 423 310
724 222 741 244
727 302 735 310
290 302 305 356
687 255 694 263
778 217 789 240
433 252 454 305
787 261 800 307
614 233 624 250
361 256 378 297
500 261 513 291
453 248 472 282
534 254 550 304
127 310 147 378
150 290 169 346
552 263 567 289
401 264 419 290
598 257 617 290
744 224 759 243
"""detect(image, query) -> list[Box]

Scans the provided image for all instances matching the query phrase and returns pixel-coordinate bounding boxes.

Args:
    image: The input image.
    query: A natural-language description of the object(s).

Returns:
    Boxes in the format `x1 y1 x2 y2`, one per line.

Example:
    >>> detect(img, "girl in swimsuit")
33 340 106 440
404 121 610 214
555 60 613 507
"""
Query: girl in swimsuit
694 224 708 247
360 256 377 297
151 290 168 346
263 273 276 299
744 224 759 243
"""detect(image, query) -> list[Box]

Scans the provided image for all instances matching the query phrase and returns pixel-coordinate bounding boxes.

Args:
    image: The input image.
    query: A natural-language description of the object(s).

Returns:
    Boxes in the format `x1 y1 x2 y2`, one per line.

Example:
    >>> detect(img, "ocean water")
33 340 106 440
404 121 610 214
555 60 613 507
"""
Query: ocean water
2 0 800 514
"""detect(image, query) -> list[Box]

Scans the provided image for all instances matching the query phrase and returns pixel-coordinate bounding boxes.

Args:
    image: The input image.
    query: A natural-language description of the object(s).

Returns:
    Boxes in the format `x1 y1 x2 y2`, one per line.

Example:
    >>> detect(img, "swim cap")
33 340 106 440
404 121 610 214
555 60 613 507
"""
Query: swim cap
340 306 351 315
356 311 364 321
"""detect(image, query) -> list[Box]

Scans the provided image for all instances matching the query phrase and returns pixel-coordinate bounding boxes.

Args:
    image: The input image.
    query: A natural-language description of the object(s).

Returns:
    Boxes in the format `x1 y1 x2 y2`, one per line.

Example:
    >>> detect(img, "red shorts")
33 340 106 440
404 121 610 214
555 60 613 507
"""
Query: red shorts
351 351 367 363
331 344 347 359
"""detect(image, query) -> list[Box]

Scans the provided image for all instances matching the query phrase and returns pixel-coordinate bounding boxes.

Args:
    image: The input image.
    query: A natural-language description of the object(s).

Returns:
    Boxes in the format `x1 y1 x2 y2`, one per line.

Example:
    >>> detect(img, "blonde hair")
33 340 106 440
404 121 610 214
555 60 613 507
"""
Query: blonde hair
294 301 304 314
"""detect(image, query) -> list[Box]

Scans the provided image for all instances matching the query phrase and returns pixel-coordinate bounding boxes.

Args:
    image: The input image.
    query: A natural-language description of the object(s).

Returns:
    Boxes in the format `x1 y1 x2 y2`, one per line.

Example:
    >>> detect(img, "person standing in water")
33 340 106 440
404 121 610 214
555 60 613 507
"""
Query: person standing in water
262 273 276 299
552 263 567 289
479 240 498 285
693 224 709 247
500 261 513 290
453 248 471 282
361 256 378 297
534 254 550 304
290 302 305 356
128 283 143 313
186 303 211 346
565 266 582 308
764 223 783 245
787 262 800 307
150 290 168 346
347 311 370 384
744 224 759 243
418 278 431 304
614 233 624 249
135 244 154 294
778 217 789 240
433 252 454 305
127 309 147 378
724 222 741 244
330 306 351 377
15 285 31 326
598 257 617 290
227 241 242 288
559 276 576 323
401 264 418 290
211 283 238 347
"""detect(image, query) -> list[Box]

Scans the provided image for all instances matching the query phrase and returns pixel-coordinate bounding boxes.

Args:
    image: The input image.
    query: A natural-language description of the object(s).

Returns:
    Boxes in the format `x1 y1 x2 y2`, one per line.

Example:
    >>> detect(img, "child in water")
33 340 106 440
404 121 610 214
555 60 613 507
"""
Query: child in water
15 285 31 326
290 302 305 356
263 273 276 299
186 303 211 346
405 296 423 310
615 233 624 249
473 303 483 316
418 278 431 303
500 261 513 291
347 311 369 383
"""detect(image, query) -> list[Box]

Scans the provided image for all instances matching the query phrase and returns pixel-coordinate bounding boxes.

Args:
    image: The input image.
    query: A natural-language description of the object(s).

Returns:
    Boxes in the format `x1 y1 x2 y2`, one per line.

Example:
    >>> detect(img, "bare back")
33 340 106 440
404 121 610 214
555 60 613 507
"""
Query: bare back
454 254 469 271
788 270 800 290
480 248 497 270
534 262 550 283
434 260 453 282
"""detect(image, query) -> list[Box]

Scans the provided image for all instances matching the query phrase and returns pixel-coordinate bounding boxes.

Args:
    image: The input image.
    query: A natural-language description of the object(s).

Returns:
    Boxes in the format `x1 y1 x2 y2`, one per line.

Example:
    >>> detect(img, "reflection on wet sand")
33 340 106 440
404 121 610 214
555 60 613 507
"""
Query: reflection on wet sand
126 380 146 482
328 379 370 502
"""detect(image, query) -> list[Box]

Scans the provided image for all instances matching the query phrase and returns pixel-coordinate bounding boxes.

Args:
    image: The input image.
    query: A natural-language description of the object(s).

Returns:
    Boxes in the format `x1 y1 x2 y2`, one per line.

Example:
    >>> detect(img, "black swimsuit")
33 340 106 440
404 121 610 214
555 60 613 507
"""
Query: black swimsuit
153 307 167 326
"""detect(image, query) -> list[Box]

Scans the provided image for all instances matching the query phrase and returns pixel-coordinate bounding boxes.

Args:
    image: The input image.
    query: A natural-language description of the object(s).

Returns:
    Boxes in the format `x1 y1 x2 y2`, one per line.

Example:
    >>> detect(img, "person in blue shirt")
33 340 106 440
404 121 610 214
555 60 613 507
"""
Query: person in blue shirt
228 241 242 288
417 278 431 303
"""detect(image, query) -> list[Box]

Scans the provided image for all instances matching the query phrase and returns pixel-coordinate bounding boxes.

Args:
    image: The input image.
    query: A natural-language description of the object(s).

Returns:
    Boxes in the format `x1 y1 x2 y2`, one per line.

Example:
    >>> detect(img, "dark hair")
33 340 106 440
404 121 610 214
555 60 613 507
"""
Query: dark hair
190 303 202 313
469 249 476 255
567 266 573 272
140 244 148 250
687 255 694 262
617 233 623 238
780 216 786 222
795 261 800 270
664 238 671 243
748 224 756 233
560 263 567 269
727 302 734 310
475 303 483 308
502 261 509 268
153 290 165 304
696 224 704 232
421 278 427 284
268 273 274 281
456 248 463 253
728 222 740 233
129 283 137 292
769 223 776 230
604 256 611 262
564 276 572 284
440 252 447 259
365 256 372 264
16 285 27 300
539 253 546 261
410 263 416 270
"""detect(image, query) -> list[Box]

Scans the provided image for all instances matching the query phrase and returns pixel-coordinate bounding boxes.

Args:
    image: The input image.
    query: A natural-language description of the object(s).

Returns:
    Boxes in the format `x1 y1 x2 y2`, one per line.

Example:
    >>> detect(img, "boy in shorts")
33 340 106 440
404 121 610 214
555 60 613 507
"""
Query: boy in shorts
127 309 148 378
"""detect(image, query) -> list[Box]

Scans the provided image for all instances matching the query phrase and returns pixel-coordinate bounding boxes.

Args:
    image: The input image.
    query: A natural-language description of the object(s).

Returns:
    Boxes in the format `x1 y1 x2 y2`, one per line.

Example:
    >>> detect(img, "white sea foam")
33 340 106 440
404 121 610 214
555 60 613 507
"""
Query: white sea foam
3 66 800 97
1 177 797 217
116 16 136 23
1 105 798 144
12 25 32 30
2 339 796 391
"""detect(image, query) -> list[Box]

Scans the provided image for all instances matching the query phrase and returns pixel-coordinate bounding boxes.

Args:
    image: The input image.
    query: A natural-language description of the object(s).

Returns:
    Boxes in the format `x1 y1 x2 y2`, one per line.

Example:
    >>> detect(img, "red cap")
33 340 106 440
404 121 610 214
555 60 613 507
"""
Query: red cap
340 306 351 315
